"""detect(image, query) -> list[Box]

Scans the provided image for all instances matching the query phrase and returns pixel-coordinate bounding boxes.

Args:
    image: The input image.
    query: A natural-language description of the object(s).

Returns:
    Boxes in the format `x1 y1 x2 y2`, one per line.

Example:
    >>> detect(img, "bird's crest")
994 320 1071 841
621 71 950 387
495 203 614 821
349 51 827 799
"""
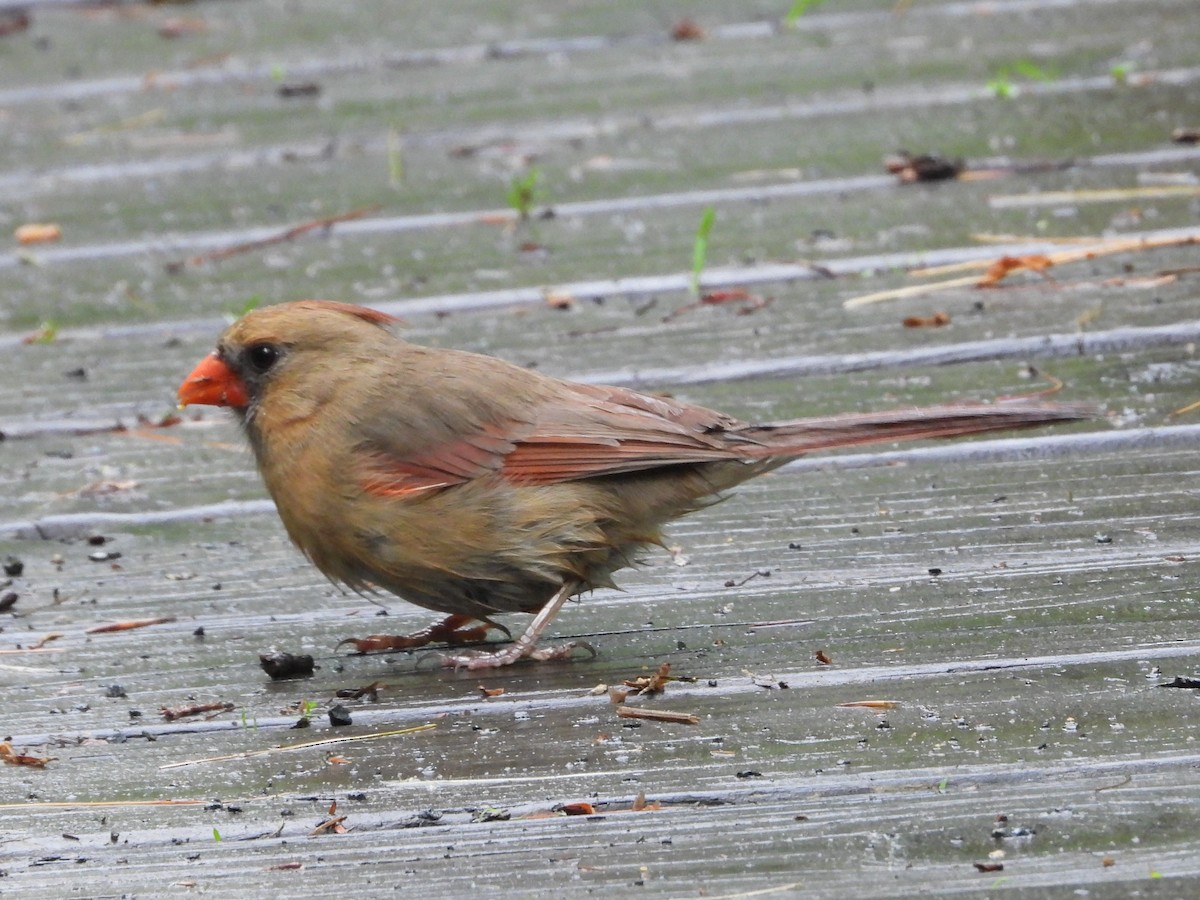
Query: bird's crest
294 300 400 329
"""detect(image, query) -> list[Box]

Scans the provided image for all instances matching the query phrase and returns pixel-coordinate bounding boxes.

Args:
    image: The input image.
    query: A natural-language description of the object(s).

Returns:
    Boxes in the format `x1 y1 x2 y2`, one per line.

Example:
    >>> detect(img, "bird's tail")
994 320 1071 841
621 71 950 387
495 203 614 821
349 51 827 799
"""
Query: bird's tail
735 400 1097 458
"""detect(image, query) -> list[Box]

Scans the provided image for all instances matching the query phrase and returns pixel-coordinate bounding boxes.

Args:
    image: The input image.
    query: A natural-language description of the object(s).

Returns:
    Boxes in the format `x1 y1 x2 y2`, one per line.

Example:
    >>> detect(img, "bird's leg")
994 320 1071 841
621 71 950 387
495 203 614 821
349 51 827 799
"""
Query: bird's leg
338 613 510 654
442 582 594 670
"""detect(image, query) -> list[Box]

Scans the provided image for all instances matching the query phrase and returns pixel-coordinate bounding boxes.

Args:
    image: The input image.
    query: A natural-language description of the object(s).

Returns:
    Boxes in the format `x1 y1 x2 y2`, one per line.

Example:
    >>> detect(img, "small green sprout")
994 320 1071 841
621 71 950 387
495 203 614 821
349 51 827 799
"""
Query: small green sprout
387 126 405 188
785 0 826 26
690 206 716 297
507 168 540 221
26 320 58 344
225 296 261 323
989 60 1057 98
1110 62 1133 84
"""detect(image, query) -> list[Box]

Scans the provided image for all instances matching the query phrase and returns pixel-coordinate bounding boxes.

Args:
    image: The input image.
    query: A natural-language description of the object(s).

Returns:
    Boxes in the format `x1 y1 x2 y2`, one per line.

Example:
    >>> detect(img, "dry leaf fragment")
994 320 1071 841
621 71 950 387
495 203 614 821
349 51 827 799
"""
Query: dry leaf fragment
557 802 596 816
712 290 770 316
702 288 750 305
623 662 672 696
160 701 235 721
22 322 59 345
663 290 770 323
478 685 506 698
978 254 1054 286
0 741 55 767
616 706 699 725
29 633 63 650
15 224 61 245
670 18 706 40
157 17 208 39
0 10 30 37
309 815 348 836
885 152 964 183
477 212 517 226
630 791 662 812
543 289 576 310
902 311 951 328
74 479 140 497
335 680 384 700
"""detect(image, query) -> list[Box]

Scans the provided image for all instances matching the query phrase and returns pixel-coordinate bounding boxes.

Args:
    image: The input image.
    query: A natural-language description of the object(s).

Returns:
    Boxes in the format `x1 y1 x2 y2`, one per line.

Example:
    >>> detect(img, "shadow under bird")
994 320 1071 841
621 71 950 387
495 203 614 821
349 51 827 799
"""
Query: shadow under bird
178 300 1092 669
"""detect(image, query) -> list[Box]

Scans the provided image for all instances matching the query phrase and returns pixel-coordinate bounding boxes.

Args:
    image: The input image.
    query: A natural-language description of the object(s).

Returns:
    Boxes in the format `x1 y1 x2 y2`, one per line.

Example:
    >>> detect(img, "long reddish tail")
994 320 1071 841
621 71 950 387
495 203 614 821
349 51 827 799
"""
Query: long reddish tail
737 401 1097 457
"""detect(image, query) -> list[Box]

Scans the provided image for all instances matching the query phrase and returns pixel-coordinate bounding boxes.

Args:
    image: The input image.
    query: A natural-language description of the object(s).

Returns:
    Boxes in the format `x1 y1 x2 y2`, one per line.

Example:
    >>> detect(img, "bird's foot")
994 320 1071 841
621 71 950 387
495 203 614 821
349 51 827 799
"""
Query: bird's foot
440 582 592 669
442 639 597 670
338 613 510 654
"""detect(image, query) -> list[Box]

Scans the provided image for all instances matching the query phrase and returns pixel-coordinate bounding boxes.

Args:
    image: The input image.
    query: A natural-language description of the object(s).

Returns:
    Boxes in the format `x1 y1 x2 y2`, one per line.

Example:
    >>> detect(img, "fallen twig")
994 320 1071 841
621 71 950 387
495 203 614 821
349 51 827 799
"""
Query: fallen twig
165 205 382 272
87 616 176 634
159 723 437 769
989 185 1200 209
845 230 1200 308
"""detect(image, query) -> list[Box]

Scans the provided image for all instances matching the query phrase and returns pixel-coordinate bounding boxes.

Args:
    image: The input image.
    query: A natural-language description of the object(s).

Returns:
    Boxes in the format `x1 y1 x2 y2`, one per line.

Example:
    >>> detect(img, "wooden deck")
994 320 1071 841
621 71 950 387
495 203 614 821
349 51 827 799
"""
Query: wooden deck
2 0 1200 895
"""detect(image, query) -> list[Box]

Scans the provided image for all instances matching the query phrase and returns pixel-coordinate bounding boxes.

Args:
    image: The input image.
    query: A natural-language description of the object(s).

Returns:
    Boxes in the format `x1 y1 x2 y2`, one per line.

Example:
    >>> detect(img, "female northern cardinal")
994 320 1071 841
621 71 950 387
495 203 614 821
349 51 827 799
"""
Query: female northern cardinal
179 300 1089 669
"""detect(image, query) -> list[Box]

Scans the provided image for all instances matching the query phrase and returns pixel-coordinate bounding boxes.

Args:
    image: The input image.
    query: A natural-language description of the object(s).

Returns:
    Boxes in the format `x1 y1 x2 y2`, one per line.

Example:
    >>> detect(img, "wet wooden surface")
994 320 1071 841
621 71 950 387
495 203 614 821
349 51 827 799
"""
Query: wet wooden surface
2 0 1200 895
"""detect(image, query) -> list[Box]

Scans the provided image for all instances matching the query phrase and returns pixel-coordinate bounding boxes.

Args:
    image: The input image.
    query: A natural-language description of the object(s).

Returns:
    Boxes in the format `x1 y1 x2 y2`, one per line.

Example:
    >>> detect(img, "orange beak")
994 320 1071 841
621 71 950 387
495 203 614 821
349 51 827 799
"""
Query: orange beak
178 352 249 408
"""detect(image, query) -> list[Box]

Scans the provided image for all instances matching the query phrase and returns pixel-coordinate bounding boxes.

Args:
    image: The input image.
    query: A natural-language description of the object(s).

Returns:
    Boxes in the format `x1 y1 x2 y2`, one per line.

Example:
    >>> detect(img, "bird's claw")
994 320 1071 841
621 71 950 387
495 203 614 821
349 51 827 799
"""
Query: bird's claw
441 639 597 670
337 615 510 654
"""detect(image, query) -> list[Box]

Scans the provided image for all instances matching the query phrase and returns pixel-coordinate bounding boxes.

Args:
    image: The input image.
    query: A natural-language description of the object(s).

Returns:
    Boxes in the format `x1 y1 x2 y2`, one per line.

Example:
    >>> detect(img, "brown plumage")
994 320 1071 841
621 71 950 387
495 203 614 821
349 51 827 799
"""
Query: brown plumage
178 300 1091 668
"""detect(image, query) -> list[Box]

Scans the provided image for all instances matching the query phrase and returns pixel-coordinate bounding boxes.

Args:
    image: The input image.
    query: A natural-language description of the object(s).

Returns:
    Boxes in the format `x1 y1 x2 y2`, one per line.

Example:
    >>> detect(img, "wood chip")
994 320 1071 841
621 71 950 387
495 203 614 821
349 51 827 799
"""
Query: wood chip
616 706 700 725
15 223 62 245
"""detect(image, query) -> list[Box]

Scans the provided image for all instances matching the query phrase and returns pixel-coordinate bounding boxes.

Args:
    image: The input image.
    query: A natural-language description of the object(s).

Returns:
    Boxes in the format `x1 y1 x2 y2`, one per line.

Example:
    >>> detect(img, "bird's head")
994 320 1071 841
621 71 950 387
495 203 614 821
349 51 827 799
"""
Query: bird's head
177 300 400 414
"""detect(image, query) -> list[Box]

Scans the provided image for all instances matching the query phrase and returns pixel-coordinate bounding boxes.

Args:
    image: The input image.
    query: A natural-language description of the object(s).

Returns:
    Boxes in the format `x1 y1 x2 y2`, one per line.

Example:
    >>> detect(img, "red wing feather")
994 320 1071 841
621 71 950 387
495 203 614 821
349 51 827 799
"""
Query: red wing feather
359 424 517 496
499 437 734 484
357 387 746 495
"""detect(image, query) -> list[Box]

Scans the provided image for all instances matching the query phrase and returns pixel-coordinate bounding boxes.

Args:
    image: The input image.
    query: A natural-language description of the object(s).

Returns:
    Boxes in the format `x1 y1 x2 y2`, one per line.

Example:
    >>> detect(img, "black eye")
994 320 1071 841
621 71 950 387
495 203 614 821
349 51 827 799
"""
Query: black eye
246 343 280 374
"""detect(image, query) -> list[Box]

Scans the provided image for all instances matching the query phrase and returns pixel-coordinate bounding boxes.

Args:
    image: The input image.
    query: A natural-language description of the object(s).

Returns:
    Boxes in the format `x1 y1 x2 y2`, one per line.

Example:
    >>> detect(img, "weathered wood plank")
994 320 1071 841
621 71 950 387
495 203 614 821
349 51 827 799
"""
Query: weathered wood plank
2 0 1200 895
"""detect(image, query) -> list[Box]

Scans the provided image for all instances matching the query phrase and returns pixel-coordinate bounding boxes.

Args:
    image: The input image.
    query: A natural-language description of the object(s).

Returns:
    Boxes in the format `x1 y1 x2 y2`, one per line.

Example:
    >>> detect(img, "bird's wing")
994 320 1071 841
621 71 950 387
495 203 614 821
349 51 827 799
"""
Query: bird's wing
357 382 750 497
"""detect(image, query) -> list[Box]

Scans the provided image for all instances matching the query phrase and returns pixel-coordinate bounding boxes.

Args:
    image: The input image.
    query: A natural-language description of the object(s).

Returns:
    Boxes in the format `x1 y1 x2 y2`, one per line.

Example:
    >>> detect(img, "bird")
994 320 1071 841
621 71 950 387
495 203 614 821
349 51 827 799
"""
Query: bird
178 300 1091 669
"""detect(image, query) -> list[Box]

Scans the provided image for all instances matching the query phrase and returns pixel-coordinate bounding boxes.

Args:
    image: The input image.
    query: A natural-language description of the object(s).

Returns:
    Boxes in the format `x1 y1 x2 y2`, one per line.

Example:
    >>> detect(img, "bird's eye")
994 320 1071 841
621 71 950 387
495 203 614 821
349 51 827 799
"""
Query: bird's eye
246 343 280 374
